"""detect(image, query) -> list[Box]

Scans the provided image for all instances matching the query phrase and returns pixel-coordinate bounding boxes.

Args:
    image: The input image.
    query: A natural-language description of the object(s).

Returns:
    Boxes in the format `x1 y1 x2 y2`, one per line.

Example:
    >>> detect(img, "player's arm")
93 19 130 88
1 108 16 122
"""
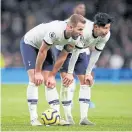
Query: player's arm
86 32 110 75
35 41 51 72
35 31 56 72
46 44 74 88
85 49 101 75
85 33 110 85
49 44 74 76
62 36 86 86
62 48 81 86
35 31 56 86
67 38 85 74
67 48 80 74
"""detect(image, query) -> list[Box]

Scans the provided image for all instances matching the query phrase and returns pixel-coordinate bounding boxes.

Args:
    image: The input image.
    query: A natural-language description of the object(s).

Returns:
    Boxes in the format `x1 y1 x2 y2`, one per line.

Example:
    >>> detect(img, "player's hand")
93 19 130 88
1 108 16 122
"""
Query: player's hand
63 73 74 87
35 72 44 86
46 75 56 88
84 73 94 86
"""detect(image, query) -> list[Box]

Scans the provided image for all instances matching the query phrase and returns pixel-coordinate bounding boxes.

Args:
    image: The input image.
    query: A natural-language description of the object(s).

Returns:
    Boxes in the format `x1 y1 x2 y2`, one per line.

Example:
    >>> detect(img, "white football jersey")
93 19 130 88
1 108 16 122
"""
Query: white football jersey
67 20 110 74
78 20 110 50
55 17 91 54
24 20 80 49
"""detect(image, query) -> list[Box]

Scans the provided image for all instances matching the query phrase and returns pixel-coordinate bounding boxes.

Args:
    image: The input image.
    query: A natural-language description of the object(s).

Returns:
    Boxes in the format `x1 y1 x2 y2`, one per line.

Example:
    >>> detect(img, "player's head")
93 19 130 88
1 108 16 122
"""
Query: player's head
73 2 86 16
93 13 114 37
66 14 86 39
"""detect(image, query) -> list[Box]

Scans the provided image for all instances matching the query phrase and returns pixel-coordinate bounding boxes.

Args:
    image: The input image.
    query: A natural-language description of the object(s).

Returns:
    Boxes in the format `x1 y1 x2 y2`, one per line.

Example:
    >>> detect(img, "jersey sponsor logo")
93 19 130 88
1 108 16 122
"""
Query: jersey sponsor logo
49 32 56 39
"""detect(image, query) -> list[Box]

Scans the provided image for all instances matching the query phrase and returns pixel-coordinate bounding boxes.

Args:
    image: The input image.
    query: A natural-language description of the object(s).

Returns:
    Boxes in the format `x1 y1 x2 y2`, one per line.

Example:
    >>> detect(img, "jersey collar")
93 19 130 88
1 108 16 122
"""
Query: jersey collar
64 30 70 39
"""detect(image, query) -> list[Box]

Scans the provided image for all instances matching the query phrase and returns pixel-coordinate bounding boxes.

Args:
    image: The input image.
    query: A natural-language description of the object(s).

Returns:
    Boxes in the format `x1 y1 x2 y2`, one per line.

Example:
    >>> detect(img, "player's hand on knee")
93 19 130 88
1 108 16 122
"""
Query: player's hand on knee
84 74 94 86
35 72 44 86
46 76 56 88
63 73 74 87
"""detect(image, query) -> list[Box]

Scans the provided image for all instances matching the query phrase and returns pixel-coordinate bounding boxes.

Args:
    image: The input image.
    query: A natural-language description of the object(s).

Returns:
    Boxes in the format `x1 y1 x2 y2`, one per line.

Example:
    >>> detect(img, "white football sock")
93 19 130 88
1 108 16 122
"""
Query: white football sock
61 85 72 119
45 86 60 113
69 79 76 101
79 85 91 119
27 82 38 121
60 80 76 120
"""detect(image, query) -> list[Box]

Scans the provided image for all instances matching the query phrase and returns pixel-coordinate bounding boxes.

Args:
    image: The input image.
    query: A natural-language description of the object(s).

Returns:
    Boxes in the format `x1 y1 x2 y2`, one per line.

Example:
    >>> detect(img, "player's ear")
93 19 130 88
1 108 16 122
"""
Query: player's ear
66 25 73 32
94 24 98 29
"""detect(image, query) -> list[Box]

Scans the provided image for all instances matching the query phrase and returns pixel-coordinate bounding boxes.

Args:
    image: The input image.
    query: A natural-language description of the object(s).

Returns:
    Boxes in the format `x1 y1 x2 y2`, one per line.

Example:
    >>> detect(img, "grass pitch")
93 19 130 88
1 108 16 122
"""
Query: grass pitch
1 83 132 131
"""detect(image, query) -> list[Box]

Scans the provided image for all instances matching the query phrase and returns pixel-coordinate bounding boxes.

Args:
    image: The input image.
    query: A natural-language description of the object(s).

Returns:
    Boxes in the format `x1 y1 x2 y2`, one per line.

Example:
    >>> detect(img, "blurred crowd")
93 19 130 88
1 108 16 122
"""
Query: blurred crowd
1 0 132 68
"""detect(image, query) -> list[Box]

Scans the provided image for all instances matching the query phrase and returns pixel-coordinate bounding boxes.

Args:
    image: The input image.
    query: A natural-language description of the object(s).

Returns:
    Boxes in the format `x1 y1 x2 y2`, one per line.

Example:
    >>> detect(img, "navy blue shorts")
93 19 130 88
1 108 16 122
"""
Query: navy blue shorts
56 49 90 75
20 38 54 71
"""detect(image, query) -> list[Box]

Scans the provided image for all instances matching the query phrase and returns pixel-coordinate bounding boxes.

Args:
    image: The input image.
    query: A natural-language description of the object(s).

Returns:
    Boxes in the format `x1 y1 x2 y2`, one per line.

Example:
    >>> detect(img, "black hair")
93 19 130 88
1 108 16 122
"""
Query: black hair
94 12 114 26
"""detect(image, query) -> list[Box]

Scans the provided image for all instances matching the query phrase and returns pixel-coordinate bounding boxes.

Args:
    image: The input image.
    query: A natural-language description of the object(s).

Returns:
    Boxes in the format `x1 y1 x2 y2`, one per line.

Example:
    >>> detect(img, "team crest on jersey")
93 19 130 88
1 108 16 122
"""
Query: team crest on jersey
49 32 56 39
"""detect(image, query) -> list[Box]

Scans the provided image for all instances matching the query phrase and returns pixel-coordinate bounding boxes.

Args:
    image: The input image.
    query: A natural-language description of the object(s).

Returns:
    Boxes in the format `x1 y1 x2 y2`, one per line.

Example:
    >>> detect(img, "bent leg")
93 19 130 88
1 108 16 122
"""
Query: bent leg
42 70 60 113
42 48 60 113
20 40 41 125
78 75 94 125
60 72 75 124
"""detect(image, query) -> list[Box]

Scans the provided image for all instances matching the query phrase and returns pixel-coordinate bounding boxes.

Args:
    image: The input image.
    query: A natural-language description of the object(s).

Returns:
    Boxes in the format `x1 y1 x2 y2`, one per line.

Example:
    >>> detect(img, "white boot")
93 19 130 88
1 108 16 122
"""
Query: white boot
31 118 42 126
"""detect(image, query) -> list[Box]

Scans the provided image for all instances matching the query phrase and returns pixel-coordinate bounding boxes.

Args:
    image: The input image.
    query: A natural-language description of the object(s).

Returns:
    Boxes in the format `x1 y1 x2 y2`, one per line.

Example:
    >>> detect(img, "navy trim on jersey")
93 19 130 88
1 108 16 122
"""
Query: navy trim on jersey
92 30 98 38
95 46 102 51
75 45 83 49
64 30 70 39
43 39 52 46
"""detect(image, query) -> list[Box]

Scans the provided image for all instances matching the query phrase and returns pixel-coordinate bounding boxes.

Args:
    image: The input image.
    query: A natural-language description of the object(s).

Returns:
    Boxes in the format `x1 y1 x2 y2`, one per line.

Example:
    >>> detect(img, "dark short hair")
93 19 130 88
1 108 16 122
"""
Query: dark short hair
94 13 114 26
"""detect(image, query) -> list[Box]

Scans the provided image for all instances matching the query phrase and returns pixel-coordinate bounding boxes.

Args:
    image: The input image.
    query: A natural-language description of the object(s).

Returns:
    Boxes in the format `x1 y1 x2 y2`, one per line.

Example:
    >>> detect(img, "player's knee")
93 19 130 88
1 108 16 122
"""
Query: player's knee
78 75 85 85
80 81 86 85
43 77 47 85
43 76 50 86
60 72 67 79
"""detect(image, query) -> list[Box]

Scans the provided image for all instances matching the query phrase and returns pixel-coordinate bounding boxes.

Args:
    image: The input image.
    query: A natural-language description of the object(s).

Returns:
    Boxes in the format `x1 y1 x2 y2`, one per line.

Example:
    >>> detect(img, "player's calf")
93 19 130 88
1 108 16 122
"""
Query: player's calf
45 86 60 113
60 82 75 125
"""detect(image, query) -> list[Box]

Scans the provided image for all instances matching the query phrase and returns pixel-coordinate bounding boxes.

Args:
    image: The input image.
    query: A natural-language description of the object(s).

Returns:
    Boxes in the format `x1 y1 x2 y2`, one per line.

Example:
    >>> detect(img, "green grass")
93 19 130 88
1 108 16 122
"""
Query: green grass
1 83 132 131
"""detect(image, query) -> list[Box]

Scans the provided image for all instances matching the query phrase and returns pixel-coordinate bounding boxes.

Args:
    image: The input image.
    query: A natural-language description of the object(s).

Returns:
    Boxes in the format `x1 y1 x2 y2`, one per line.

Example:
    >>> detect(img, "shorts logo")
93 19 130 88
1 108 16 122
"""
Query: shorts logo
49 32 56 39
28 61 31 66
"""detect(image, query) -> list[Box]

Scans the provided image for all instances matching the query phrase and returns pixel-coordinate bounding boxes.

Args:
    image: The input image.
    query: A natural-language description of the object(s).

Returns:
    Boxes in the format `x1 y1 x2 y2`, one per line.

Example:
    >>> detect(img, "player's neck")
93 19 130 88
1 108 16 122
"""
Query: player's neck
64 30 70 39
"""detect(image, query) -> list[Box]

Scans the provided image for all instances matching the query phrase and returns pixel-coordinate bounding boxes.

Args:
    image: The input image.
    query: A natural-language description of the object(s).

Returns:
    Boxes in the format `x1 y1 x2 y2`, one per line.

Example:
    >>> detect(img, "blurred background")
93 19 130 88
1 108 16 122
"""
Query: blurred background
1 0 132 69
1 1 132 130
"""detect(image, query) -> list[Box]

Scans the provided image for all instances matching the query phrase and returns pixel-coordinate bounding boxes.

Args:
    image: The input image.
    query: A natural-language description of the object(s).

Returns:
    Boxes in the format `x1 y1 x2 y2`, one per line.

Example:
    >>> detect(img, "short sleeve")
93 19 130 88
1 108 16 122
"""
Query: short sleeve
43 31 57 45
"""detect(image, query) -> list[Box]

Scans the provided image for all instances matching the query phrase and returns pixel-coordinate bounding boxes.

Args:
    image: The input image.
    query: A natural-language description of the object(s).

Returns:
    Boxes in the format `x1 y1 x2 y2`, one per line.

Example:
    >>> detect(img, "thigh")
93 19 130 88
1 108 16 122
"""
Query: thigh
51 48 72 73
42 47 56 71
74 52 89 75
60 72 67 79
27 69 35 83
41 70 51 84
59 53 72 73
20 38 38 71
77 75 85 85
